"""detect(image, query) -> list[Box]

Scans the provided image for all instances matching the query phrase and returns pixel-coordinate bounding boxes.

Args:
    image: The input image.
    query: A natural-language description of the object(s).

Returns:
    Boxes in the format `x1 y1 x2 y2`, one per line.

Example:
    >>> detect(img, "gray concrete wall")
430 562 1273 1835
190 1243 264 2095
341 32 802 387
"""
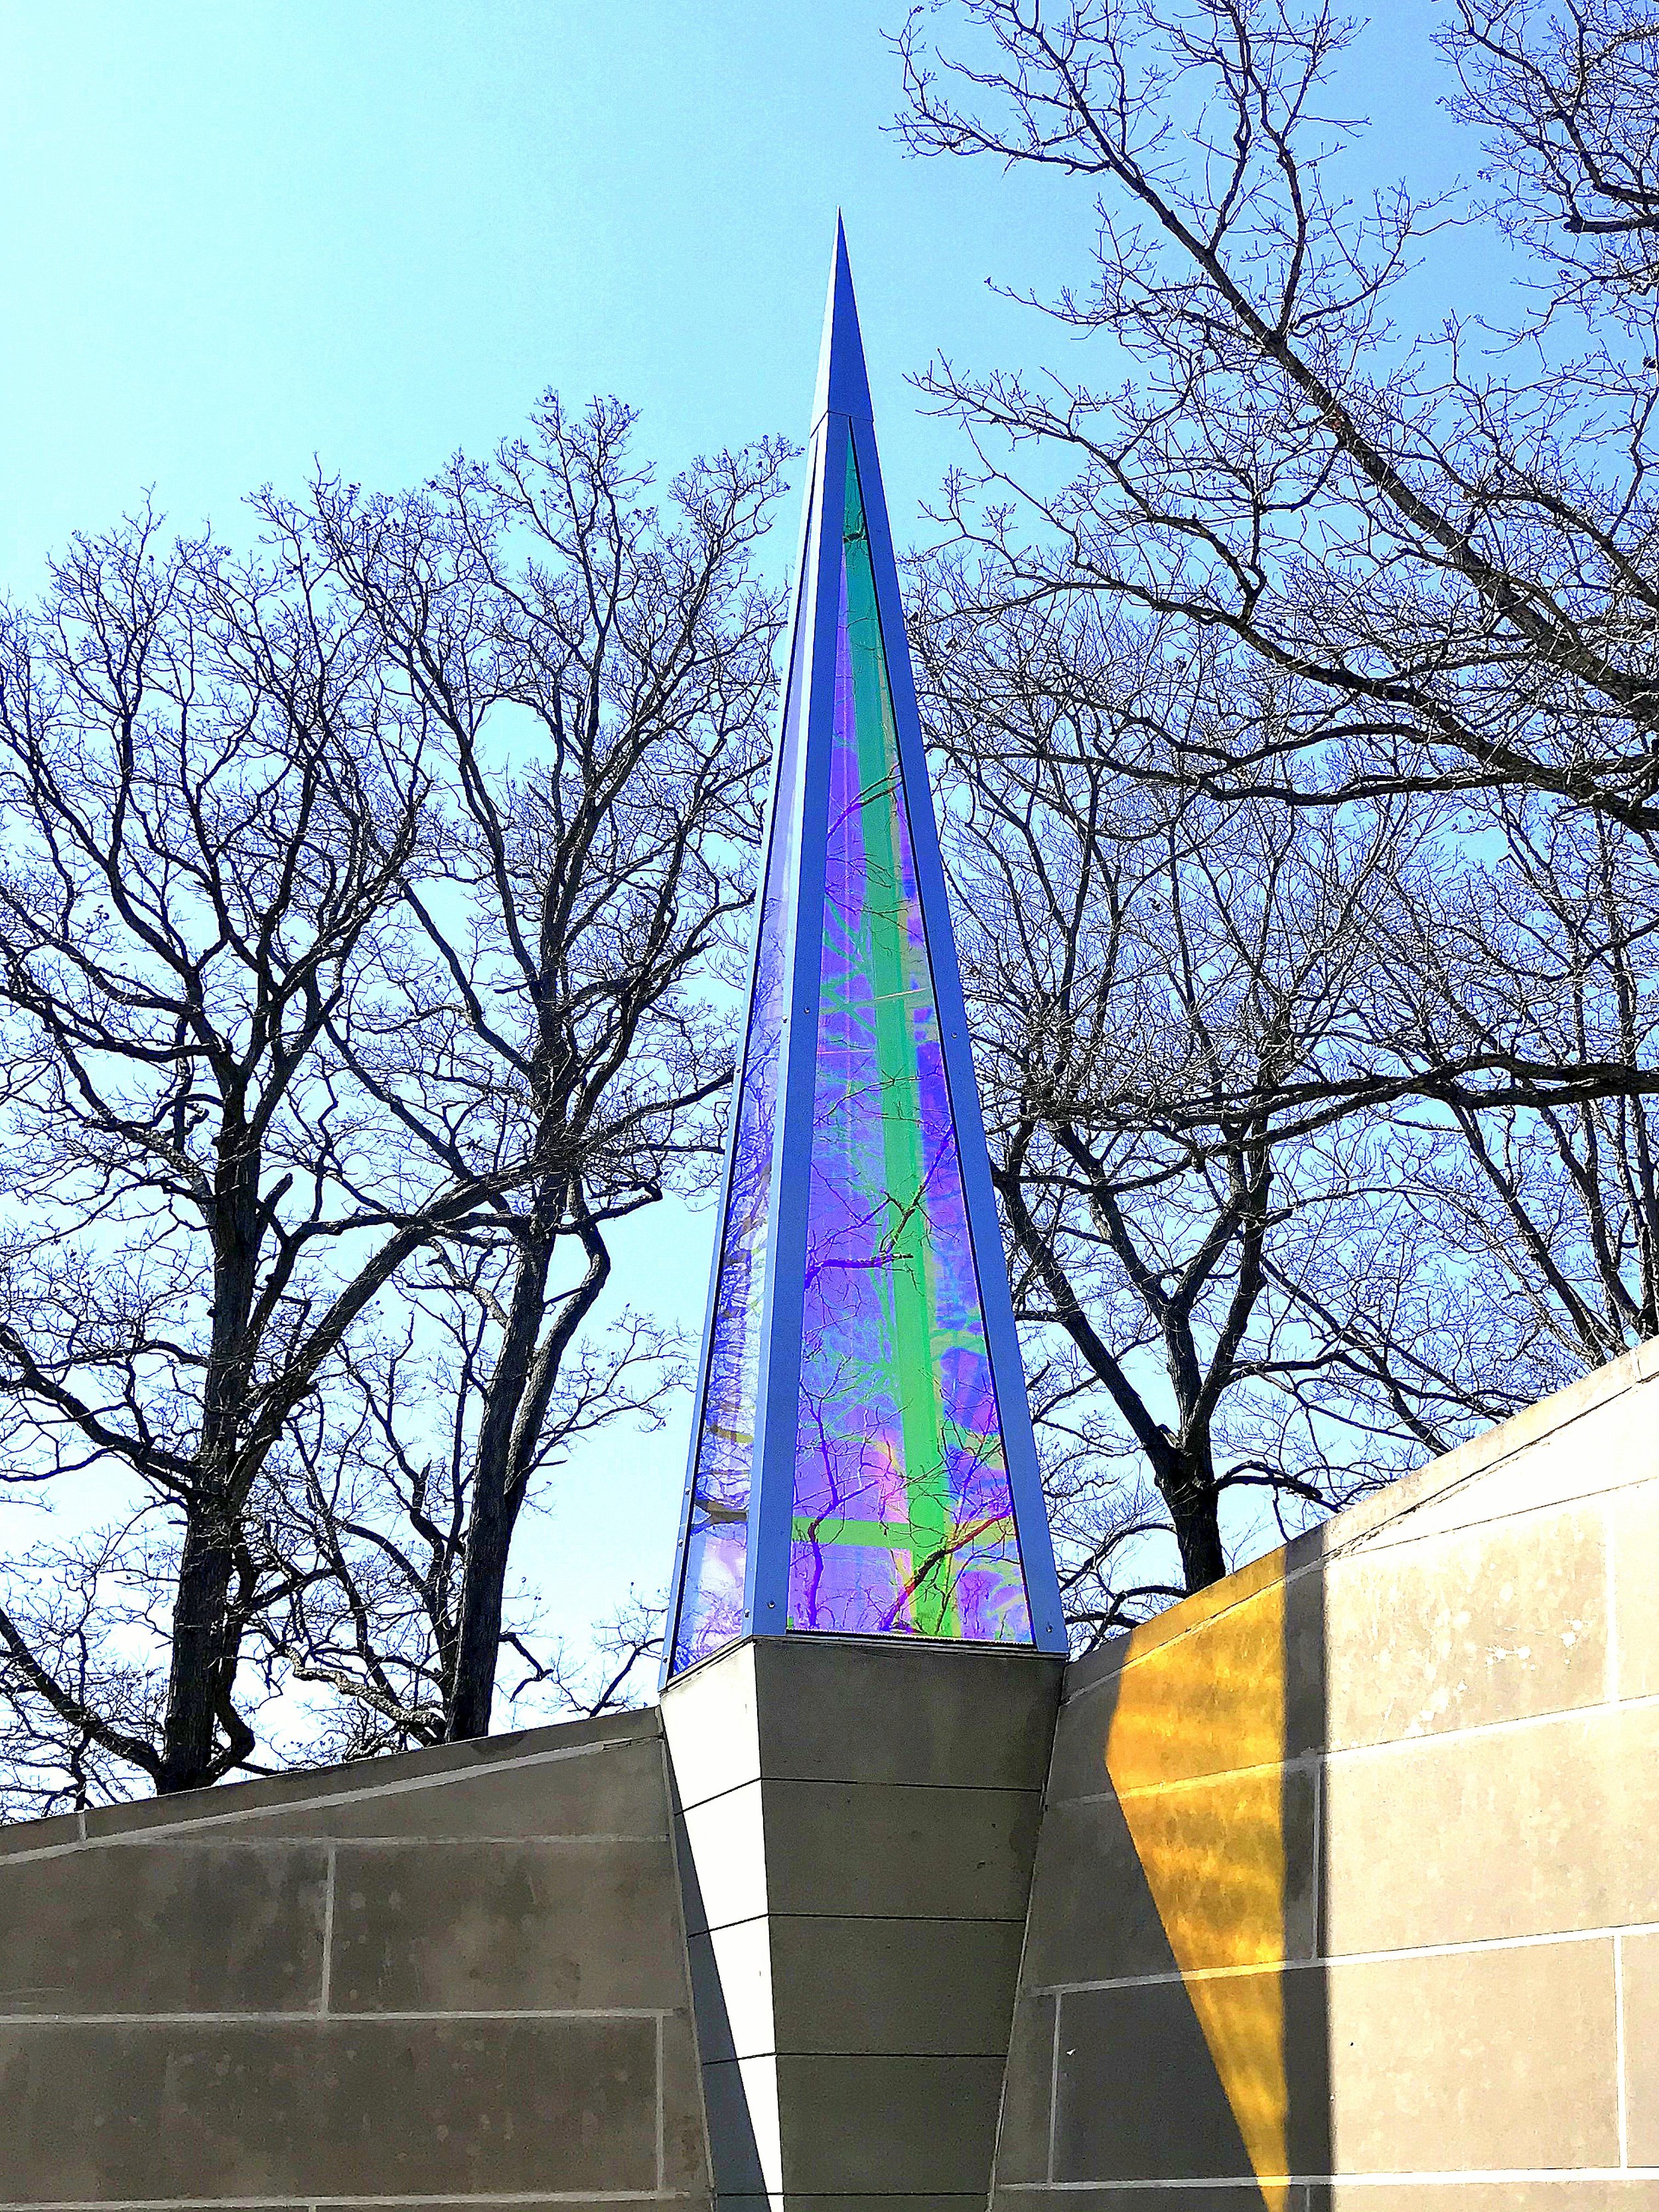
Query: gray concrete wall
994 1338 1659 2211
663 1636 1062 2212
0 1706 709 2211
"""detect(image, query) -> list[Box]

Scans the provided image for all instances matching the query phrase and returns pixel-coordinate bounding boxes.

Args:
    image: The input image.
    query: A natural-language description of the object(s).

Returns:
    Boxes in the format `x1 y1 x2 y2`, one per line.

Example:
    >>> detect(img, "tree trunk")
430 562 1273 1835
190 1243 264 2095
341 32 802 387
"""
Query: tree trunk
157 1512 238 1793
1155 1438 1227 1593
444 1217 560 1742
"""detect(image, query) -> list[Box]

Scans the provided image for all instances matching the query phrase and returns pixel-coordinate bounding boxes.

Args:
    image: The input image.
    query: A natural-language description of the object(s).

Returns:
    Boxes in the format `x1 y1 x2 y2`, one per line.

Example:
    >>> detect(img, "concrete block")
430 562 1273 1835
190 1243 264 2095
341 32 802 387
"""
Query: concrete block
997 2194 1319 2212
1622 1929 1659 2166
1323 1502 1607 1749
662 1639 760 1810
661 2009 714 2193
1325 2189 1659 2211
750 1639 1062 1789
701 2053 782 2197
1324 1702 1659 1953
0 1840 328 2014
328 1836 686 2011
1614 1479 1659 1700
0 1812 80 1862
1354 1369 1659 1548
1325 1938 1617 2172
1049 1556 1325 1800
725 2199 984 2212
248 1731 672 1840
688 1919 774 2061
1052 1978 1260 2183
999 2193 1659 2212
767 1914 1026 2056
76 1708 664 1841
0 2014 659 2197
678 1782 769 1935
993 1990 1056 2185
725 2200 985 2212
773 2053 1007 2192
1021 1765 1318 1988
759 1781 1041 1921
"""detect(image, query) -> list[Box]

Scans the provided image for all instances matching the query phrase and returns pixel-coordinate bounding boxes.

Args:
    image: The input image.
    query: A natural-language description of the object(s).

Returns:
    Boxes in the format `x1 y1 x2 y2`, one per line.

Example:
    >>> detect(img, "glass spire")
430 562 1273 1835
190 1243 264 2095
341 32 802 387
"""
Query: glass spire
665 223 1065 1677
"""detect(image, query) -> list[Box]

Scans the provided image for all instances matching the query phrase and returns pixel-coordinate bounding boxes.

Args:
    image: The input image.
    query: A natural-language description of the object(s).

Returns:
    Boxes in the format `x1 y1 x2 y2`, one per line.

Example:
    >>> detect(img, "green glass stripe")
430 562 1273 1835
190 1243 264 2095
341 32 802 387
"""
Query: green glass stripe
840 449 960 1637
791 1514 1017 1549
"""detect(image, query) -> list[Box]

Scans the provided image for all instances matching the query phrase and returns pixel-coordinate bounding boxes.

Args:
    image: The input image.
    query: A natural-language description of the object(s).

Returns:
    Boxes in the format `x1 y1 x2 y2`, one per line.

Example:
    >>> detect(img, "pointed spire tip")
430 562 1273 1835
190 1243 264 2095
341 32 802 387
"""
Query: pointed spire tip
812 214 873 429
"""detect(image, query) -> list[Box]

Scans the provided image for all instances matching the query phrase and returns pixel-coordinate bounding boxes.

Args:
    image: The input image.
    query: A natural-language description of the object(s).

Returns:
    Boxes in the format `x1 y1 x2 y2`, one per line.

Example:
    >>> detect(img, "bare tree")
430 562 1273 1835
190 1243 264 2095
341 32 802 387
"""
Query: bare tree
914 550 1659 1622
895 0 1659 830
892 0 1659 1611
0 510 463 1805
254 1269 674 1759
1371 792 1659 1393
914 584 1451 1613
293 395 787 1740
0 398 787 1812
1445 0 1659 309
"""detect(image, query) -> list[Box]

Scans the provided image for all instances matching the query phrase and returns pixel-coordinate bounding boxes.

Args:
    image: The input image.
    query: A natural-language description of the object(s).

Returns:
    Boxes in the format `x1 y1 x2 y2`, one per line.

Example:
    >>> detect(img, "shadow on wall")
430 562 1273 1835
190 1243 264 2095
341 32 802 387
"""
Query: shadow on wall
999 1542 1333 2211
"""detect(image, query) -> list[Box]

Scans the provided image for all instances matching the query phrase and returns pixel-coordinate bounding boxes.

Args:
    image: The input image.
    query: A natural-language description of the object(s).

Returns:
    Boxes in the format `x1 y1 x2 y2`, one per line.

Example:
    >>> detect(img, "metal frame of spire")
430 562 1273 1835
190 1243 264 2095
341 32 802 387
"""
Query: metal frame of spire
662 220 1067 1678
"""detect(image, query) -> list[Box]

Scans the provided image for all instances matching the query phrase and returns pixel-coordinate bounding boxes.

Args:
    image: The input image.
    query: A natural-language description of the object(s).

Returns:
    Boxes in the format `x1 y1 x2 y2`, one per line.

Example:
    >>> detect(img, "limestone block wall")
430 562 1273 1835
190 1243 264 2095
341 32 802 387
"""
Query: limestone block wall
0 1707 709 2211
993 1339 1659 2211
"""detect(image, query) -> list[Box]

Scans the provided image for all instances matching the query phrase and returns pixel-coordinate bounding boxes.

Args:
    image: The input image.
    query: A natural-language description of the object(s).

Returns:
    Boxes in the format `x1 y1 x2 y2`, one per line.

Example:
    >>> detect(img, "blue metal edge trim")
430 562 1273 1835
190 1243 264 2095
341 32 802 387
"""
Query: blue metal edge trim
745 407 852 1640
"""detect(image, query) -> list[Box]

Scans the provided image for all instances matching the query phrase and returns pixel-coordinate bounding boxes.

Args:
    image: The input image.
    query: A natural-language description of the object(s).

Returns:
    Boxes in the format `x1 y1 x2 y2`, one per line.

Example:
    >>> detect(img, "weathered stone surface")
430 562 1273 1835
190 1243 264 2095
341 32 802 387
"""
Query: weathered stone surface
1321 1502 1607 1750
662 2007 714 2193
1623 1929 1659 2166
1615 1479 1659 1701
758 1779 1042 1921
244 1731 670 1840
701 2053 780 2198
0 1841 327 2014
767 1914 1025 2055
992 1992 1056 2186
0 2016 660 2198
1325 2191 1659 2211
328 1836 685 2011
1052 1978 1260 2183
1001 2192 1659 2212
997 2193 1307 2212
1323 1702 1659 1952
664 1637 1058 2212
997 1346 1658 2205
773 2053 1008 2193
75 1706 664 1842
727 2199 983 2212
1021 1765 1319 1987
1325 1939 1617 2174
0 1811 80 1862
687 1920 772 2062
0 1702 705 2209
679 1773 1040 1937
751 1638 1062 1790
663 1641 760 1812
677 1782 770 1935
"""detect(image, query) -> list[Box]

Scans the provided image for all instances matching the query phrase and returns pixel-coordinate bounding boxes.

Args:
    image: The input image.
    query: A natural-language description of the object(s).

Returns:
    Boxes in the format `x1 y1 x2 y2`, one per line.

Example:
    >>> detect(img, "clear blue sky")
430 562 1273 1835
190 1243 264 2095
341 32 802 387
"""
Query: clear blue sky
0 0 1480 1667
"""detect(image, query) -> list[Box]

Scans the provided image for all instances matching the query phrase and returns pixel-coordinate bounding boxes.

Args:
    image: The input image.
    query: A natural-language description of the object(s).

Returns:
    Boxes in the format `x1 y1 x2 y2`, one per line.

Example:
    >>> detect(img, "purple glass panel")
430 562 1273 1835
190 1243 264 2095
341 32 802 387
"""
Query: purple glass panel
788 447 1032 1643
